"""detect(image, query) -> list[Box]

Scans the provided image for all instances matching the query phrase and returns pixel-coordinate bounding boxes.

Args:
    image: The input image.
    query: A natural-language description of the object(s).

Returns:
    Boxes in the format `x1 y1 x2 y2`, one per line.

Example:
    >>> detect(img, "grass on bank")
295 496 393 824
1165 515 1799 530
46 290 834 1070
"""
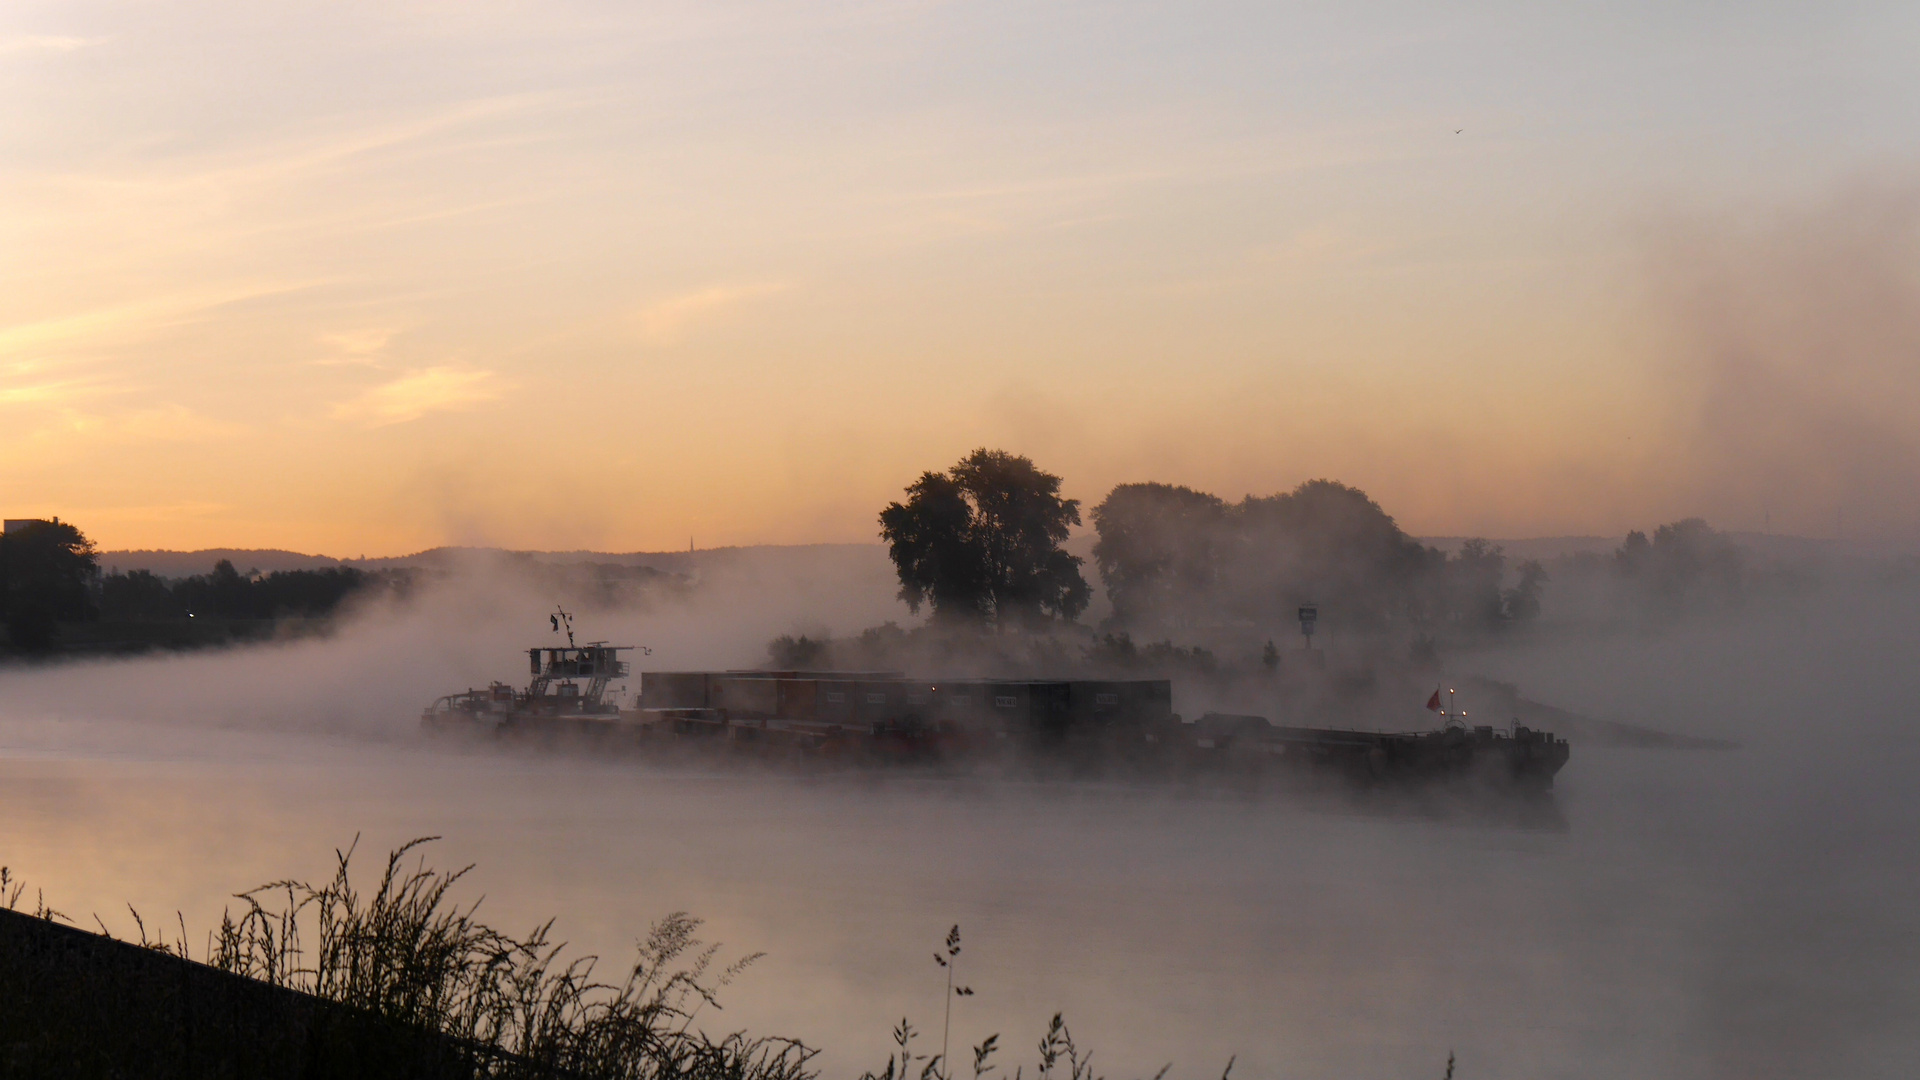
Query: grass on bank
4 843 1448 1080
7 840 810 1080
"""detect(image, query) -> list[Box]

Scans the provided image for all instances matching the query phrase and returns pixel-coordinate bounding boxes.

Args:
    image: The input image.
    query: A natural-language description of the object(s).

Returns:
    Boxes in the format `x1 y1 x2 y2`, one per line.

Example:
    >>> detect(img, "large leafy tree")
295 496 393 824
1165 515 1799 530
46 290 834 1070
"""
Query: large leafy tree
1614 518 1744 611
1228 479 1439 629
1092 479 1458 633
1 518 99 651
1090 483 1227 628
878 471 987 621
879 449 1090 627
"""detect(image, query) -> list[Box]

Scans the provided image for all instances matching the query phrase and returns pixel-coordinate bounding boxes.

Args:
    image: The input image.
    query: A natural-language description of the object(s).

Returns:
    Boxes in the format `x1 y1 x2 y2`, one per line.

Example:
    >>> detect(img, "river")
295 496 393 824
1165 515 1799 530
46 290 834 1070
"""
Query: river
3 580 1917 1079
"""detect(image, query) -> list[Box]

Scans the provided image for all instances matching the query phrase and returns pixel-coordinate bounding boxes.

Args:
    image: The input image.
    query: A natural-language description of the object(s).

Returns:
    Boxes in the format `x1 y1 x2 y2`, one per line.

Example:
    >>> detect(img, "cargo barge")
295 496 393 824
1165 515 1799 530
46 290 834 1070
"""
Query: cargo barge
422 623 1570 790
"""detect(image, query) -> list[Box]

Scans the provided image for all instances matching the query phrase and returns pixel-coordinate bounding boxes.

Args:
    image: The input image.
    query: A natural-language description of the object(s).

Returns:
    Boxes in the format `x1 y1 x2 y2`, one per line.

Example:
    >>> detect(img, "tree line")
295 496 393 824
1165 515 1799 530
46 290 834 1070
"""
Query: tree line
880 450 1548 637
1610 518 1745 610
1 518 397 653
1089 480 1546 634
0 519 99 651
100 560 396 621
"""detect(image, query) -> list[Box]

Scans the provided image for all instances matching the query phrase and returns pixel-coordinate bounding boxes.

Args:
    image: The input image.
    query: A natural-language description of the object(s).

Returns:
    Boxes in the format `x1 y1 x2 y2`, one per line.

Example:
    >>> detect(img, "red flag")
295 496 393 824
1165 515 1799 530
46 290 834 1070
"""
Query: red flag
1425 690 1442 712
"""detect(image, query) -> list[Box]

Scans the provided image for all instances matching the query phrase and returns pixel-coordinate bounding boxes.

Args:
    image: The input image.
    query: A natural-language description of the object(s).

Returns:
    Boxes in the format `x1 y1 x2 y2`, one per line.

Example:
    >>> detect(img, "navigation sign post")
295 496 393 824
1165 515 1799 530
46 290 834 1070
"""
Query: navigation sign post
1297 604 1317 649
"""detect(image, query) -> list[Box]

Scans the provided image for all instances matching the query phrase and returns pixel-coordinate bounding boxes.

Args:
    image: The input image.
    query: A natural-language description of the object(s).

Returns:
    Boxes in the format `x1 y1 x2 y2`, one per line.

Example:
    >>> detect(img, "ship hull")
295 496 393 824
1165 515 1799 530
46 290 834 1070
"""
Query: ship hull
421 689 1571 792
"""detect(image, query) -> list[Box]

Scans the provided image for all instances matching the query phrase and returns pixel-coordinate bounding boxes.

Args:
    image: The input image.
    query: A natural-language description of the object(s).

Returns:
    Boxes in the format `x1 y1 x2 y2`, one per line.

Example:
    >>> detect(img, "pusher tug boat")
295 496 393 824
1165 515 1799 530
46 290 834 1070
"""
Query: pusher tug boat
421 609 641 737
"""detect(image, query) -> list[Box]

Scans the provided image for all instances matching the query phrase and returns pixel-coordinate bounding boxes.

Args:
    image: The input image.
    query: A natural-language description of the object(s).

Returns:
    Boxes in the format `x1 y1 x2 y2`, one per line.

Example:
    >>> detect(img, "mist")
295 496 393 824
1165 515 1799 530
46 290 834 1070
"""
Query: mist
1645 178 1920 541
5 183 1920 1078
9 0 1920 1070
0 545 899 747
2 521 1919 1079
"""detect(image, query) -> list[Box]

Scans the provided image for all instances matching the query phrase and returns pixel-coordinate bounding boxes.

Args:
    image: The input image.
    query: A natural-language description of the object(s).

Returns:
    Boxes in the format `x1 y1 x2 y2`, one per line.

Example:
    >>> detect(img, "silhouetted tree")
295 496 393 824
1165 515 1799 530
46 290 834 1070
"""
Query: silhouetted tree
879 449 1089 627
1228 480 1439 631
1445 538 1508 627
1 518 99 651
120 562 379 621
172 559 254 617
1614 518 1745 610
100 568 183 619
253 567 368 616
879 471 987 621
1091 483 1227 628
1082 631 1217 674
1087 477 1582 635
766 633 833 669
1616 529 1652 574
1093 478 1451 633
1503 559 1548 622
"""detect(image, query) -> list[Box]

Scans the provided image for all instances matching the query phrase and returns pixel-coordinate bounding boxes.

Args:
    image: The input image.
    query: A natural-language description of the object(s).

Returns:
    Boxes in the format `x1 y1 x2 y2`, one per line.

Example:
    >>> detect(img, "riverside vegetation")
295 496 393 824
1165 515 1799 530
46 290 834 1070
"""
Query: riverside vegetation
7 452 1770 663
0 513 410 657
0 841 1287 1080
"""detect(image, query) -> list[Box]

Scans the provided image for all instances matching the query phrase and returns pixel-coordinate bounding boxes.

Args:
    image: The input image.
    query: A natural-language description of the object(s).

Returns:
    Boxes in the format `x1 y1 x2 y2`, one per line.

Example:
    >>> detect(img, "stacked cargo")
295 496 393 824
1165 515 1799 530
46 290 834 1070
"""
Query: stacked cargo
633 671 1175 753
432 660 1569 788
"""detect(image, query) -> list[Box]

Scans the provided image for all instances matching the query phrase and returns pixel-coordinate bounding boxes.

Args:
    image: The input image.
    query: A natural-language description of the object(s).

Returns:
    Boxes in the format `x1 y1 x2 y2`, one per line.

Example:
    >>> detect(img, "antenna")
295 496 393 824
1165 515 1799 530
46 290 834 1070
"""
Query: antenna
551 607 575 648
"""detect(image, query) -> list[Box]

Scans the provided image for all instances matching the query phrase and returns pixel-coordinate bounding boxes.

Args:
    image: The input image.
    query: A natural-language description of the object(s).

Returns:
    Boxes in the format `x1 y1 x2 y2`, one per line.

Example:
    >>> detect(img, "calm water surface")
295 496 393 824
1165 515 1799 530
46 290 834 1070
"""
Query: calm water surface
4 599 1918 1079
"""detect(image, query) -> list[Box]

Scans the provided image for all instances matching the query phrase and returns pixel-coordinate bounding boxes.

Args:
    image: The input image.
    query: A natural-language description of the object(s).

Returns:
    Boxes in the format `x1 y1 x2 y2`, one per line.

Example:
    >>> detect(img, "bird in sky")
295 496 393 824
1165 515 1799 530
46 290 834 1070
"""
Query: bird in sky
1454 128 1463 134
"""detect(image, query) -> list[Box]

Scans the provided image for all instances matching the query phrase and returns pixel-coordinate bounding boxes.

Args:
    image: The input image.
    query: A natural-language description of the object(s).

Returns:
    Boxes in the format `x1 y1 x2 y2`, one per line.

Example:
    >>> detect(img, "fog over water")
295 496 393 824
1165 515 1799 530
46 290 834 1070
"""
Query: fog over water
2 554 1918 1079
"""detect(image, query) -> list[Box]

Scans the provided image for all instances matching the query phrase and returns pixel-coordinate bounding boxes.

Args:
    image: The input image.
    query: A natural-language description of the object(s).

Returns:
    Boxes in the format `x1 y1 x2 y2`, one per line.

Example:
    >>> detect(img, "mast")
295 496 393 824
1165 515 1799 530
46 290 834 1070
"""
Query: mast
525 611 649 711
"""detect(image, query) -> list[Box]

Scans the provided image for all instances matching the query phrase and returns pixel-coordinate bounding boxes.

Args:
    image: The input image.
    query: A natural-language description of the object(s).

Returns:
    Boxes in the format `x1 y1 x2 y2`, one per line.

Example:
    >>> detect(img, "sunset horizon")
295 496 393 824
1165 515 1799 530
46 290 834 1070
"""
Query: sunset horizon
6 7 1920 1073
7 4 1916 555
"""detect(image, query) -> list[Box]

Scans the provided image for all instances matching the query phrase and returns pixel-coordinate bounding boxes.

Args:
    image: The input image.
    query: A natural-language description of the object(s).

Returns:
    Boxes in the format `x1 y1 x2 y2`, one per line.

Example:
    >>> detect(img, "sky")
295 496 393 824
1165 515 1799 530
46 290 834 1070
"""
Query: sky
3 1 1918 555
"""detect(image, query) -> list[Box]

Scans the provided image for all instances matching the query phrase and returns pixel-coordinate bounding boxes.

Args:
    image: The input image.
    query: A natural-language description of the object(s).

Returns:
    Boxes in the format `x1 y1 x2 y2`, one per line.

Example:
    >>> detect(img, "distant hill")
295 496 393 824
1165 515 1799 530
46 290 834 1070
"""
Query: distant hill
1418 536 1616 561
343 542 886 572
97 543 890 579
96 549 348 577
1418 533 1911 563
97 533 1900 583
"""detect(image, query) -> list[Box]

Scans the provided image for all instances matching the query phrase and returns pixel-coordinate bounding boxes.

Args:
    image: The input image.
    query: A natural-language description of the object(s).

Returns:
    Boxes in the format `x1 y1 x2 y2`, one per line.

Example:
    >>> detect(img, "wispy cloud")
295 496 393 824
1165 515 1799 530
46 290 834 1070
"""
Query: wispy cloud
0 35 102 55
0 284 327 362
0 400 251 463
66 404 252 443
0 379 95 407
331 366 508 426
313 327 398 366
112 91 589 195
635 282 789 343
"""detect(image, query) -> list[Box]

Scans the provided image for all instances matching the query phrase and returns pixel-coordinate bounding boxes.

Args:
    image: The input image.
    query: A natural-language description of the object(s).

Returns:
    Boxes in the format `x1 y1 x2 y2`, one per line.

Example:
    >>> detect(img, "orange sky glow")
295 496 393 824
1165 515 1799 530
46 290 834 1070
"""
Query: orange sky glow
4 2 1918 554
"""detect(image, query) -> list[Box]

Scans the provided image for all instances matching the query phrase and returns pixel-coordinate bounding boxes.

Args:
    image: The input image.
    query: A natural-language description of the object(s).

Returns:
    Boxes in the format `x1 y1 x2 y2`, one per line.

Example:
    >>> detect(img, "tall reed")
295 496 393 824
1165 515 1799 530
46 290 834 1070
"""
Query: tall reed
858 925 1233 1080
198 837 814 1080
10 856 1461 1079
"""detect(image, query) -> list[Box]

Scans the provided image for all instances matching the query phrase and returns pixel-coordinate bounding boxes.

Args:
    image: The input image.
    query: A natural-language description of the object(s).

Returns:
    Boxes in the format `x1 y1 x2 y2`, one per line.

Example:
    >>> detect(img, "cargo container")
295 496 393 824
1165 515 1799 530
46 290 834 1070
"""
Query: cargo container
430 637 1569 789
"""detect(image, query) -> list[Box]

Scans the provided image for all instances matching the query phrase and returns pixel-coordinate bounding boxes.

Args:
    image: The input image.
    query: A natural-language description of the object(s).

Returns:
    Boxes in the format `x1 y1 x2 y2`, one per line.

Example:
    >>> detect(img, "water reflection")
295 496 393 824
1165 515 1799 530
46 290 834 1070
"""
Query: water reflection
5 592 1920 1079
0 734 1818 1079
